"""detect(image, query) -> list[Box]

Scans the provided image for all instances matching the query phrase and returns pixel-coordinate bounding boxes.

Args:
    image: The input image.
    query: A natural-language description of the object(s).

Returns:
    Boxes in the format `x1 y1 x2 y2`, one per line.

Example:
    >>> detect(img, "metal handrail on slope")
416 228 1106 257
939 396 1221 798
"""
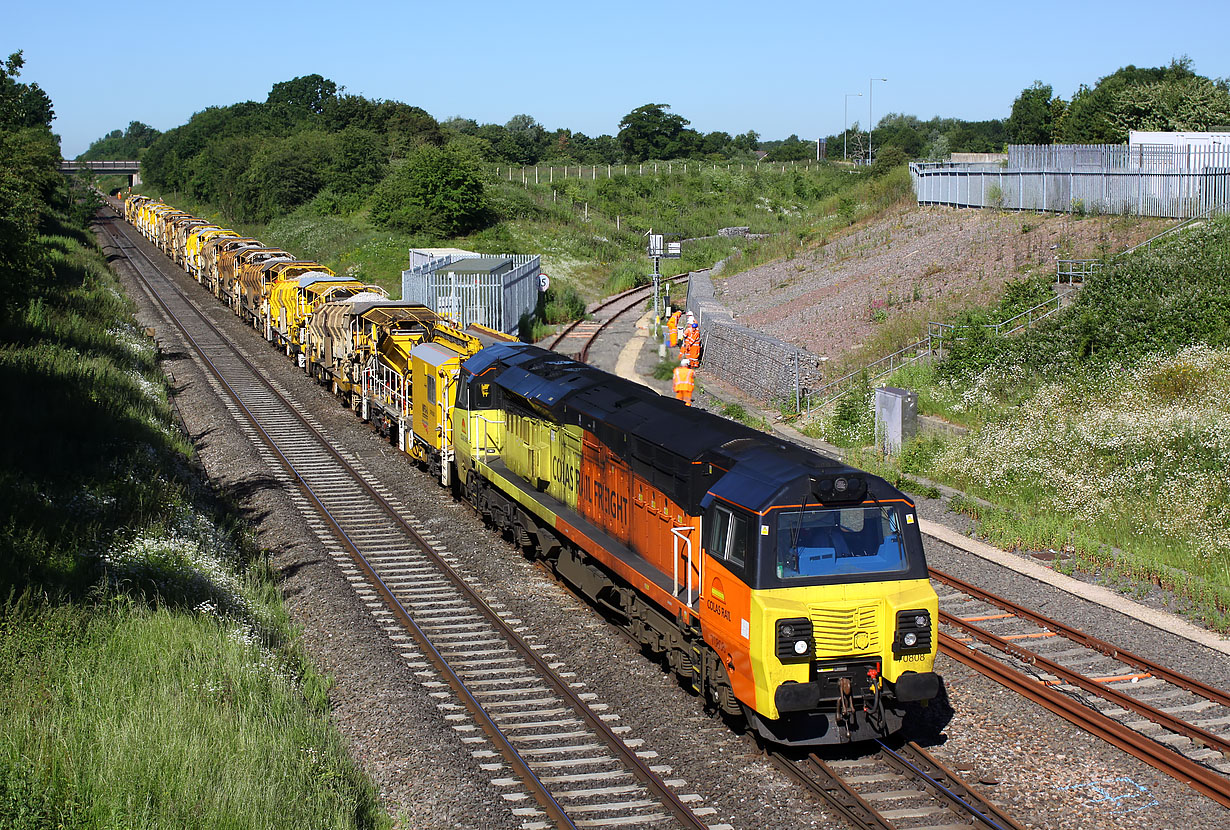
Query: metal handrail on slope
1057 198 1230 283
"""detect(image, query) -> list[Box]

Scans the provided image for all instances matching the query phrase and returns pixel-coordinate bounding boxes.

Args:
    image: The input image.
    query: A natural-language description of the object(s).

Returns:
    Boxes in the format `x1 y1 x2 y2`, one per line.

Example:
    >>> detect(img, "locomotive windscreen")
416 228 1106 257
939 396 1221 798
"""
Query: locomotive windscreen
775 506 907 579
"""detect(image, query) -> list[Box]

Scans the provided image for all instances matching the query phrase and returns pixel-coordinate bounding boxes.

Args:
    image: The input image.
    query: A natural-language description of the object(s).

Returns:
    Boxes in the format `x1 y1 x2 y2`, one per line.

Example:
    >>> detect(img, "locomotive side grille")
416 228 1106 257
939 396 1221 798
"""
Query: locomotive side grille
809 604 881 655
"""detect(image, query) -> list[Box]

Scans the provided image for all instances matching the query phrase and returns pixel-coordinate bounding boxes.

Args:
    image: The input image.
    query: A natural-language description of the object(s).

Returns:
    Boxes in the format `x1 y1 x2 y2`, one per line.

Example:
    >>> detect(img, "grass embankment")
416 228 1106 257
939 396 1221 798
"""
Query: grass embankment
816 216 1230 631
0 207 385 828
136 161 912 339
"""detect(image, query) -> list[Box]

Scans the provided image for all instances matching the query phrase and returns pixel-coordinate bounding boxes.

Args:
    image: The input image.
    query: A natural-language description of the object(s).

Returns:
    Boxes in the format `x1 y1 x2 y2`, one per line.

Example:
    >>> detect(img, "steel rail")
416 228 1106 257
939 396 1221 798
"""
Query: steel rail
931 568 1230 709
578 287 660 364
771 743 1026 830
876 741 1029 830
941 610 1230 758
769 752 894 830
101 210 711 830
939 632 1230 809
545 272 691 353
97 216 580 829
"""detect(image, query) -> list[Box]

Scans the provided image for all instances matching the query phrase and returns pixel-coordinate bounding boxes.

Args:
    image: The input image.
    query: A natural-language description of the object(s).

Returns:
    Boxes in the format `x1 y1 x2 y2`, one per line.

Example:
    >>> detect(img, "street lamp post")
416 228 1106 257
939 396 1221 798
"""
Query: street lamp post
869 77 887 163
844 92 862 161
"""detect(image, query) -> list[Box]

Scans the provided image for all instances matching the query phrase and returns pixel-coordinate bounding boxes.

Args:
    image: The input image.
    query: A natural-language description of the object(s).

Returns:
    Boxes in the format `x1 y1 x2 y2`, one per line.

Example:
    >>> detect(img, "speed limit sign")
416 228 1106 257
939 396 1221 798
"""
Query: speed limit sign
538 273 550 292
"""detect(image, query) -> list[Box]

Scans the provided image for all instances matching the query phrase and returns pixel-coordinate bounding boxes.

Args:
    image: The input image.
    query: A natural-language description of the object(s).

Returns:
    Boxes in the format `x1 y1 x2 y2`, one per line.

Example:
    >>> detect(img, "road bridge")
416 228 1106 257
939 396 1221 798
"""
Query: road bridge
60 160 141 186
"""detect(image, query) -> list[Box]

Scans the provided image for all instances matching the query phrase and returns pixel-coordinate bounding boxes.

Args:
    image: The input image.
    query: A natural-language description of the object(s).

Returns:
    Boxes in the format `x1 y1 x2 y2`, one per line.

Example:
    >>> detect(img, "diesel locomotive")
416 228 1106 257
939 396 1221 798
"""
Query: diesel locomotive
120 193 941 745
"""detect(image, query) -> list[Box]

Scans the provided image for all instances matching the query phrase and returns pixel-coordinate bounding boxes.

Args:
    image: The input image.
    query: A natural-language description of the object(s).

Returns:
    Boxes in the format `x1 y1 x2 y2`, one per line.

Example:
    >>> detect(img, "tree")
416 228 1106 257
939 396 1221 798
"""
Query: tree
240 132 332 221
441 116 479 135
0 51 54 130
1111 75 1230 135
499 114 549 165
266 74 338 116
617 104 696 161
731 130 760 153
380 102 443 158
872 113 925 158
764 134 812 161
80 120 161 160
1006 82 1063 144
329 126 386 194
1057 59 1197 142
871 145 909 174
700 131 732 158
368 144 489 237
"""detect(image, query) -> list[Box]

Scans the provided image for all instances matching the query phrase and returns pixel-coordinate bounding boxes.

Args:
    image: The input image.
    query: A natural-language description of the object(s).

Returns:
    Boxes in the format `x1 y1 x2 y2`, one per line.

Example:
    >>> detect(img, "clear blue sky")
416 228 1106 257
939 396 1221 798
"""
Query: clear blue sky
8 0 1229 158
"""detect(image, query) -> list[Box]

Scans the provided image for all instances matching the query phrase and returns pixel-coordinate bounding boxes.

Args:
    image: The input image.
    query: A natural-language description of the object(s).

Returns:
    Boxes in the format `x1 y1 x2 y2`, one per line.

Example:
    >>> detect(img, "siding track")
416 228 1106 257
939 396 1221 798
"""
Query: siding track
933 568 1230 808
546 274 691 362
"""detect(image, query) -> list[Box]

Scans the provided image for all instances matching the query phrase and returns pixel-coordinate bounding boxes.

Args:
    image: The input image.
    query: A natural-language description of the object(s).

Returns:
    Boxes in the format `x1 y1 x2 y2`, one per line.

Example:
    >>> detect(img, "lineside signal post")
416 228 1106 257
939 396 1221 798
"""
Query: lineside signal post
647 231 681 357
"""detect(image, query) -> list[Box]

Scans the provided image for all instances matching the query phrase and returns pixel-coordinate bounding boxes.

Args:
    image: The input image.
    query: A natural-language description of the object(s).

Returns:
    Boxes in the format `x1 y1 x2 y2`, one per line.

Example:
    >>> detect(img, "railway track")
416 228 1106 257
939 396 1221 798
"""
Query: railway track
771 740 1027 830
102 189 1230 823
932 568 1230 808
546 273 693 362
97 210 721 830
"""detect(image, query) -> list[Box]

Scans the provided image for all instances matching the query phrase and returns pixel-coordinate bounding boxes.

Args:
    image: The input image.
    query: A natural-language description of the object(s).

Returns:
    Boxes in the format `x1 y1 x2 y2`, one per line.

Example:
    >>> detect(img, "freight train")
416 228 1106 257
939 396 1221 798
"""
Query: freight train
120 193 941 746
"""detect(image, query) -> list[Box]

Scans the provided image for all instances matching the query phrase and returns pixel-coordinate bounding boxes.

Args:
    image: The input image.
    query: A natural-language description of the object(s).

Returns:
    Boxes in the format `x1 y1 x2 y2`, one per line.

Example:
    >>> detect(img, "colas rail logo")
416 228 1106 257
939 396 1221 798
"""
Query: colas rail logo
551 456 579 494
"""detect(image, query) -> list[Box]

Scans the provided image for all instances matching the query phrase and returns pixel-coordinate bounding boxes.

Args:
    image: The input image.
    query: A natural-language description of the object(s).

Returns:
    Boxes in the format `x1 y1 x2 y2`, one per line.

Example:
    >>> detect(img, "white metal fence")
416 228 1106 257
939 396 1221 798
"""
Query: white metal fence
401 253 541 333
912 144 1230 219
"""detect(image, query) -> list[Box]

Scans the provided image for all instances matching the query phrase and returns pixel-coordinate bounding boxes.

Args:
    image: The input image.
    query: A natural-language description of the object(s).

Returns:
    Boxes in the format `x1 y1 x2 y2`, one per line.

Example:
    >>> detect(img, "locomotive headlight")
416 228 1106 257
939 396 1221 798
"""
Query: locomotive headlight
833 477 849 493
894 609 932 657
776 618 813 661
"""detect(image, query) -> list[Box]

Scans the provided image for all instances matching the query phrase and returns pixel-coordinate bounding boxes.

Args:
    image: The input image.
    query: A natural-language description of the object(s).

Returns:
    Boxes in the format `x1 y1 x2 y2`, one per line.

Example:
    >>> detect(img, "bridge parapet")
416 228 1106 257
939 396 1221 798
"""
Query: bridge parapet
60 160 142 186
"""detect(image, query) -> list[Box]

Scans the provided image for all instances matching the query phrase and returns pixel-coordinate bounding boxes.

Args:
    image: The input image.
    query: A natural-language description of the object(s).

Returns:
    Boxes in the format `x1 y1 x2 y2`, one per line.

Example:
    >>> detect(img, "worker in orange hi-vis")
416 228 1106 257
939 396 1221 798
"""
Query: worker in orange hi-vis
673 359 695 406
680 319 701 367
667 309 682 347
680 340 699 368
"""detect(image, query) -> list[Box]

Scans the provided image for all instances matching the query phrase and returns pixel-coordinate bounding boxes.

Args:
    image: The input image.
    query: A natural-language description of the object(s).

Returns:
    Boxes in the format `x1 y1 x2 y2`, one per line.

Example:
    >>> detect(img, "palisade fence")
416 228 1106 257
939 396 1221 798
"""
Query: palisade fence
402 253 541 333
912 144 1230 219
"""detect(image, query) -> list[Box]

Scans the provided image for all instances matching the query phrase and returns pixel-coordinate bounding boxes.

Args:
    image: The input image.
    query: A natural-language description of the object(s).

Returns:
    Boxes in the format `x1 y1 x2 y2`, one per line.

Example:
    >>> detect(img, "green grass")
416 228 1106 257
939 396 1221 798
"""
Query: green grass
0 198 386 828
850 347 1230 631
651 360 677 381
717 401 771 432
137 162 910 322
0 598 377 830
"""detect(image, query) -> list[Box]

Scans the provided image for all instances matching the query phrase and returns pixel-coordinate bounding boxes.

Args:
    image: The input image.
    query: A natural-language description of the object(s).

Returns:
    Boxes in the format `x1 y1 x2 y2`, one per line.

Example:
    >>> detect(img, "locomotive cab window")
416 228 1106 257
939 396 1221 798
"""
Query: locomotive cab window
707 505 748 568
776 506 906 579
469 377 493 409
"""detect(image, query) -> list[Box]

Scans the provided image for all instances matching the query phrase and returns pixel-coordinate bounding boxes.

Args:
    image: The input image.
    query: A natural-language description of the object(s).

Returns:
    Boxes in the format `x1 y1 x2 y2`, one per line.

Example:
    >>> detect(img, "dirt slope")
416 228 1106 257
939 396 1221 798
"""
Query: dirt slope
711 206 1170 364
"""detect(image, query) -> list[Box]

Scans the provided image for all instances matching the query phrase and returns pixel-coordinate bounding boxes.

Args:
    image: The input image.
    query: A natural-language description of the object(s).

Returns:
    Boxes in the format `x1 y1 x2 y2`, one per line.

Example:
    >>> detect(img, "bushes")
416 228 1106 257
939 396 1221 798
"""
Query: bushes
927 346 1230 613
936 215 1230 388
542 284 586 324
369 144 490 237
